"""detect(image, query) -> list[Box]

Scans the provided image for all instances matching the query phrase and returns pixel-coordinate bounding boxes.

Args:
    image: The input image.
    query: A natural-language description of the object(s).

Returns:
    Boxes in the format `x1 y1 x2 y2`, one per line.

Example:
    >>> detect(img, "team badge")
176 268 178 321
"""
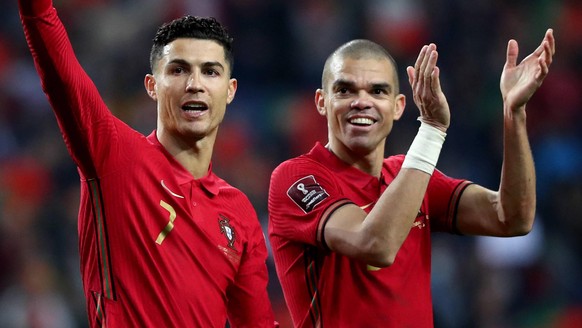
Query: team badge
287 175 329 213
218 215 236 250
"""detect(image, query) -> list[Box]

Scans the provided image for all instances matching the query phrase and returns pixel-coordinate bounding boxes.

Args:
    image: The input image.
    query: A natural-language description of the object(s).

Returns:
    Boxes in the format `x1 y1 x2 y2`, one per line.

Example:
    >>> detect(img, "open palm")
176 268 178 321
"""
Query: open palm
500 29 555 110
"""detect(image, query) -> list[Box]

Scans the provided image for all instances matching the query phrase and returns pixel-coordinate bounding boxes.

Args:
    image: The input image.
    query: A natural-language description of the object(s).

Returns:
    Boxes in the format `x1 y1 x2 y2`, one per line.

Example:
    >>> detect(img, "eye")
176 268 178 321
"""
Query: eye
172 66 185 74
204 68 219 76
373 88 387 95
338 87 349 94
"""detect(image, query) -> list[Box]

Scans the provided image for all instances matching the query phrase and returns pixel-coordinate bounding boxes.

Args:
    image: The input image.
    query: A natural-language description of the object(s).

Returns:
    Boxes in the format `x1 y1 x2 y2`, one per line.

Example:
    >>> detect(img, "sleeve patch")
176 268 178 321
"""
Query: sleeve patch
287 175 329 213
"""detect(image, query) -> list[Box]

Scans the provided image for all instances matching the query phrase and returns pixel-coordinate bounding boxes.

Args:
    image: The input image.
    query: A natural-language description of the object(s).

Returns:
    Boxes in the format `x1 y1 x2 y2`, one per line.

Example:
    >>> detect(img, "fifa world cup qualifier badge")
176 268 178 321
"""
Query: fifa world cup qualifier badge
218 215 236 250
287 175 329 213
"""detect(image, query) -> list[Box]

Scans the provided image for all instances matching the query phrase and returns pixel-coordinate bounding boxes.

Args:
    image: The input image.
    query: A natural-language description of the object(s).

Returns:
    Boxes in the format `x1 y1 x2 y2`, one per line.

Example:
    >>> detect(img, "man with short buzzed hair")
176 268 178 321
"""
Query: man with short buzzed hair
269 32 554 327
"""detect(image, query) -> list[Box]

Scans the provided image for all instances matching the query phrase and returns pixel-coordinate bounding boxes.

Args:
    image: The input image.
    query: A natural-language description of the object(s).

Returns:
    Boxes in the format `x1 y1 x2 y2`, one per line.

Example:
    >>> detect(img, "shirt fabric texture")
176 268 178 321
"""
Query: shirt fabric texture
20 2 275 327
268 142 471 327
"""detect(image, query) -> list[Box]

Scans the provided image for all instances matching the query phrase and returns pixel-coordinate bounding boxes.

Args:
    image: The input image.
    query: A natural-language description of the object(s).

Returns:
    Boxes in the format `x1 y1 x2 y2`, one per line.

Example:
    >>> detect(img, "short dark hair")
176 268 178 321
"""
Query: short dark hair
322 39 399 92
149 16 234 75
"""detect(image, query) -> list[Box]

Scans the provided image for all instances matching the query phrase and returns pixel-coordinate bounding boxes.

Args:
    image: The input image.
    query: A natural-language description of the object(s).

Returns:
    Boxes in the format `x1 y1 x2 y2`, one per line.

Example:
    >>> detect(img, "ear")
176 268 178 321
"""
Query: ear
226 78 238 105
393 94 406 121
144 74 157 101
315 89 327 117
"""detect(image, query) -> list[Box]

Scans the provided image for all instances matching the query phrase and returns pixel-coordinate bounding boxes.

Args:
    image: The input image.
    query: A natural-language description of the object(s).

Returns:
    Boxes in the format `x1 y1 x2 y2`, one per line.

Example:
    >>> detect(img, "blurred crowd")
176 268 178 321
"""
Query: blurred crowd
1 0 581 327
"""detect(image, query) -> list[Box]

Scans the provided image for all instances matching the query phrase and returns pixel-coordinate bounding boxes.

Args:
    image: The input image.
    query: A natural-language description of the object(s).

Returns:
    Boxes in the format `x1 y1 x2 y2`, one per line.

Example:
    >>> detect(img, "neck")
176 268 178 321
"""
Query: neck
157 130 215 179
326 142 385 178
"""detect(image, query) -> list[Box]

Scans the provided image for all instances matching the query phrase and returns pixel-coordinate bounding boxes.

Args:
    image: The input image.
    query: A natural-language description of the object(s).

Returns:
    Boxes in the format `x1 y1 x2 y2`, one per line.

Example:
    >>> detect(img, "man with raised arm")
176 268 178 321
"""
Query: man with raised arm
18 0 277 326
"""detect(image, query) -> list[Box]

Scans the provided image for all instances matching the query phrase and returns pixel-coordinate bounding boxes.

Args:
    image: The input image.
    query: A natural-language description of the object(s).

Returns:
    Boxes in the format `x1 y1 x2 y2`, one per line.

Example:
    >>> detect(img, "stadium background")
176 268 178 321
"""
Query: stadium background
0 0 581 327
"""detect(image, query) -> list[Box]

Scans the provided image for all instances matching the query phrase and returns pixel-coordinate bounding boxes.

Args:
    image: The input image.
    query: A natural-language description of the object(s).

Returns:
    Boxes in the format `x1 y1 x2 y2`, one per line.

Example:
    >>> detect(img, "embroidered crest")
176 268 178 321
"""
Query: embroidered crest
218 215 236 250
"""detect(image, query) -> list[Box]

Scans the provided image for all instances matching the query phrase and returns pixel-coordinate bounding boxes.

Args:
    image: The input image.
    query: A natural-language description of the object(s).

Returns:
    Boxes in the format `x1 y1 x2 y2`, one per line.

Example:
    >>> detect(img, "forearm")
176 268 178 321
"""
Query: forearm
363 122 447 261
498 105 536 234
331 123 445 266
19 0 52 17
20 1 88 96
360 169 431 265
19 0 112 175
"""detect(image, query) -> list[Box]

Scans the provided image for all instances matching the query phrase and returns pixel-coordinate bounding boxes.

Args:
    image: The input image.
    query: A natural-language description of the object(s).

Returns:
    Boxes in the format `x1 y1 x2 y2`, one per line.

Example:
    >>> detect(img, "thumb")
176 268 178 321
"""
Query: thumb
505 39 519 69
406 66 415 86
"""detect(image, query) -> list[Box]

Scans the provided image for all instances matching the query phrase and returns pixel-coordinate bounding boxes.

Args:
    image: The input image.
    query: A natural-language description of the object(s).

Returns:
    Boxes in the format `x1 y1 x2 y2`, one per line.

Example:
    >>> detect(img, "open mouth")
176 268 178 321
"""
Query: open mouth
349 117 376 126
181 102 208 112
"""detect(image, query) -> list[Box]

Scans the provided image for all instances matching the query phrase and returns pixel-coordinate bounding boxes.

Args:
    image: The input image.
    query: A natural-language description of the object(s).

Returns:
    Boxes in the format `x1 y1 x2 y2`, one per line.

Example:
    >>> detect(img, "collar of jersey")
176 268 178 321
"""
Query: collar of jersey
147 131 220 196
309 142 382 191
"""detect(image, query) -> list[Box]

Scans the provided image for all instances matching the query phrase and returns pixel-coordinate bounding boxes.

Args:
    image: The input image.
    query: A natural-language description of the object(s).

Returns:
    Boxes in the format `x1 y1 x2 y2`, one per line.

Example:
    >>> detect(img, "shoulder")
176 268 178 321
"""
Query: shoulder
214 176 253 204
212 176 262 232
385 154 405 165
272 152 333 181
383 154 405 173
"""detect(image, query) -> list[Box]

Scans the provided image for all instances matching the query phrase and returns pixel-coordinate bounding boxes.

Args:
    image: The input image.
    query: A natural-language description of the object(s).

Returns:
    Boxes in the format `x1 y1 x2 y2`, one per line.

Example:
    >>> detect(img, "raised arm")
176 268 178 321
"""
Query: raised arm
457 29 555 236
323 44 450 267
19 0 114 177
18 0 51 15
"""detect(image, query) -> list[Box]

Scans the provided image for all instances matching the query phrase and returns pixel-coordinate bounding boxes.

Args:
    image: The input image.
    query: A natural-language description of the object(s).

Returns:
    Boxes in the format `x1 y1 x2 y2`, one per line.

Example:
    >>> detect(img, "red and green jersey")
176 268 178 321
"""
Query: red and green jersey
268 143 471 327
20 2 275 327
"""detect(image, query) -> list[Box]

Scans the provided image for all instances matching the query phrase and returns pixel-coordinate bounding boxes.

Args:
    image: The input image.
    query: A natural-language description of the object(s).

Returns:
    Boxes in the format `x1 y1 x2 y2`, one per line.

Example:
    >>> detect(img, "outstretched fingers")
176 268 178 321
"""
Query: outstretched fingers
537 29 555 79
413 44 438 113
425 48 440 96
410 45 428 98
408 43 449 130
500 28 556 109
419 45 438 106
545 28 556 56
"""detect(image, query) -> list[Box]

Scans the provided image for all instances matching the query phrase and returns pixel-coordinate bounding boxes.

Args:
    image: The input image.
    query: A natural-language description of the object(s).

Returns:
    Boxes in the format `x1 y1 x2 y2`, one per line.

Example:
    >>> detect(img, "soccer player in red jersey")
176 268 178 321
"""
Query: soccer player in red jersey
17 0 277 326
268 31 555 327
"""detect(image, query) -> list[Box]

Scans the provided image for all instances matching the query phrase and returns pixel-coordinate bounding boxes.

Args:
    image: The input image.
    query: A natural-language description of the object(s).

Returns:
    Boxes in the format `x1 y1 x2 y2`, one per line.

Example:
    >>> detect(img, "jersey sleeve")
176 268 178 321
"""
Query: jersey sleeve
226 197 277 327
268 157 352 248
426 168 473 233
19 0 122 178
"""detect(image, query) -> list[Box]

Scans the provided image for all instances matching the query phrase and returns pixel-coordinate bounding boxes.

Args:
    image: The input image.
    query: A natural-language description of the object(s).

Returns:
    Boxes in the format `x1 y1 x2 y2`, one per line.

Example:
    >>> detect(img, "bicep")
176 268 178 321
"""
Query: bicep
456 184 509 236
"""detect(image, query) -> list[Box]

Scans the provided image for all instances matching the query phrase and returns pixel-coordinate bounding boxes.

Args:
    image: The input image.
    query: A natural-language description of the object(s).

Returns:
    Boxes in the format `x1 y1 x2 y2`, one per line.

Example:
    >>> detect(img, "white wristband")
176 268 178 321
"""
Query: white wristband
401 121 447 175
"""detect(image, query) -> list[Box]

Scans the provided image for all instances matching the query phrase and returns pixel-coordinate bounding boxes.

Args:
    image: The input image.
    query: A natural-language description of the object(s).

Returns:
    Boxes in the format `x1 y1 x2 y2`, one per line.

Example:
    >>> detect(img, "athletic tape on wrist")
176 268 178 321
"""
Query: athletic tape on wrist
401 122 447 175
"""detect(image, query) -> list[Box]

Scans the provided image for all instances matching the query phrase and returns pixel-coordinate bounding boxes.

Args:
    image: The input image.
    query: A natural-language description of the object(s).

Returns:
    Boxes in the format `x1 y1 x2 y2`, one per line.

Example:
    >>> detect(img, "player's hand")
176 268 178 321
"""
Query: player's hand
407 43 450 132
500 28 555 111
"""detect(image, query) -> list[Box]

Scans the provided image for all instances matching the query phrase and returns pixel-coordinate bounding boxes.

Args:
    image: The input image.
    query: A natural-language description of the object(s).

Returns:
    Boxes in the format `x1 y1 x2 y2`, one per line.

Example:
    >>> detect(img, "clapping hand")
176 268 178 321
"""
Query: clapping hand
406 44 450 132
500 29 555 111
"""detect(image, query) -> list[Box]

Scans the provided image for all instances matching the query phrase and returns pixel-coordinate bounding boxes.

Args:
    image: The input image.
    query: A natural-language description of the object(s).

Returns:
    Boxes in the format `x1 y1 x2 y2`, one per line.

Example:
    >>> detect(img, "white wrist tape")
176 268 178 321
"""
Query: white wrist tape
401 122 447 175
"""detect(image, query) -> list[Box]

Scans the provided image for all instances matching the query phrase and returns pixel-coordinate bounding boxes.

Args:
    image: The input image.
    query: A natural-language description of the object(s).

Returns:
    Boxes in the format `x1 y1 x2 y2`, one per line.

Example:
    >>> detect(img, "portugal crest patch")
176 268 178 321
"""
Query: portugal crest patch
218 215 236 250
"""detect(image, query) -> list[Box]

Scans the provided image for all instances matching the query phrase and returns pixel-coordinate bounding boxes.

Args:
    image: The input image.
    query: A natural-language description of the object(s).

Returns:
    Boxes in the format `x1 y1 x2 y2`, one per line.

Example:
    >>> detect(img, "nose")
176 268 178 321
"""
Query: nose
350 91 373 110
186 72 204 93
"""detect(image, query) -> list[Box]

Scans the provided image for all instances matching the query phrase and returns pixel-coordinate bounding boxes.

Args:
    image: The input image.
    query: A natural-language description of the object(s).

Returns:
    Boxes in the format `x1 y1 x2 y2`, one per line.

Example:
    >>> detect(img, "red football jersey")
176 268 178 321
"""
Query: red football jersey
20 3 275 327
268 143 471 327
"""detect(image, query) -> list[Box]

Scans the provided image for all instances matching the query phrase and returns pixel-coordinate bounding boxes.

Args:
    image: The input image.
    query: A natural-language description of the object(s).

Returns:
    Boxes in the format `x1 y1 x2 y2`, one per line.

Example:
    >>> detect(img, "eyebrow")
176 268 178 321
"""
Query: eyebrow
166 59 226 71
332 79 393 94
331 79 355 90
